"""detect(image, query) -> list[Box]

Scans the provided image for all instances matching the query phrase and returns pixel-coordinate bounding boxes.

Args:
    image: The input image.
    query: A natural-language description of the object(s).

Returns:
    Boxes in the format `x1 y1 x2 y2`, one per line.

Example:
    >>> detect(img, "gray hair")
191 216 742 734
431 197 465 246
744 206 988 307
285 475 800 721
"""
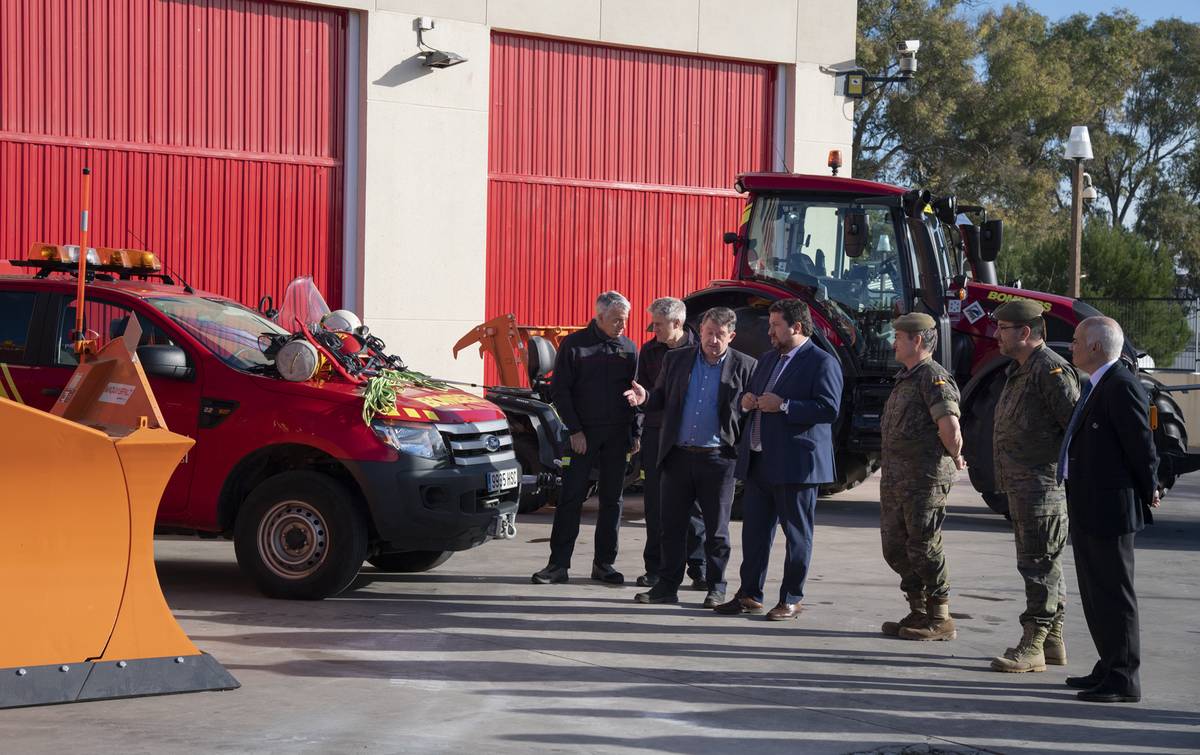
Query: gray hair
647 296 686 324
595 290 631 317
700 306 737 332
917 327 938 353
1079 316 1123 362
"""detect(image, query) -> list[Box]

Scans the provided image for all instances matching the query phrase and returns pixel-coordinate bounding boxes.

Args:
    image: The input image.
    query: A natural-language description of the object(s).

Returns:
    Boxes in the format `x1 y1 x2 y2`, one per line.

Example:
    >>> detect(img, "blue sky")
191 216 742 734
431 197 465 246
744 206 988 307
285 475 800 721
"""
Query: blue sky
971 1 1200 23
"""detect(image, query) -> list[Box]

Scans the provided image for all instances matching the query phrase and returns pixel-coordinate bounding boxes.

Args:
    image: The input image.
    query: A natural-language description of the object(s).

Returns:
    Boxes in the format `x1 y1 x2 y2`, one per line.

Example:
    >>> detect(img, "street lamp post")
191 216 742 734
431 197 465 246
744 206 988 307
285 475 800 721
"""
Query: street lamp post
1065 126 1093 299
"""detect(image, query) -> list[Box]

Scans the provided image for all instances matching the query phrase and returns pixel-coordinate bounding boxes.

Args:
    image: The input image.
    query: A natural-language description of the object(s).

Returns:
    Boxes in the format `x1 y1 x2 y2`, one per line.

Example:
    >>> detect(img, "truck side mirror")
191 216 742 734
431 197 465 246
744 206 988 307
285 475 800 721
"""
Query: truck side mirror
980 219 1003 262
137 344 194 380
842 210 869 258
723 231 740 245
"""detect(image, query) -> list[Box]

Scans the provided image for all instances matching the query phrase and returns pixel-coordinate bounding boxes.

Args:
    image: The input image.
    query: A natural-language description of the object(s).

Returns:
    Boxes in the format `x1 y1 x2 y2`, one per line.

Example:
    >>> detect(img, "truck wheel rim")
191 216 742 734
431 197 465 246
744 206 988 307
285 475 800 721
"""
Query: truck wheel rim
259 500 328 579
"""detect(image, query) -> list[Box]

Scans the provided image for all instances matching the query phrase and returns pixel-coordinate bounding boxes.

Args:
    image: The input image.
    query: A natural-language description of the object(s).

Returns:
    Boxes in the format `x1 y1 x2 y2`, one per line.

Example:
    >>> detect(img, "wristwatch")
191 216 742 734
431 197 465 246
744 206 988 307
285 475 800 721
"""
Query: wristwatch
780 400 790 413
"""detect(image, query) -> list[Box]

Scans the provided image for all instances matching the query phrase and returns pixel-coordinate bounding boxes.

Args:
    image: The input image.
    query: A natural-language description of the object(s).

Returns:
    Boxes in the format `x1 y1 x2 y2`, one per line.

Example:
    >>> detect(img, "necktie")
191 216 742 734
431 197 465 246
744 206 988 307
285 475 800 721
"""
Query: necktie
750 354 789 451
1057 379 1094 483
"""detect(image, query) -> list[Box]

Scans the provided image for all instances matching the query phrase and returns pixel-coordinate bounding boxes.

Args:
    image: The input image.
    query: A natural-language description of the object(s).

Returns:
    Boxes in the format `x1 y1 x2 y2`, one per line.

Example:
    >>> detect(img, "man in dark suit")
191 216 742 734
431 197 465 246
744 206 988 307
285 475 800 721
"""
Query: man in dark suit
635 297 707 590
715 299 843 621
623 307 757 608
1062 315 1160 703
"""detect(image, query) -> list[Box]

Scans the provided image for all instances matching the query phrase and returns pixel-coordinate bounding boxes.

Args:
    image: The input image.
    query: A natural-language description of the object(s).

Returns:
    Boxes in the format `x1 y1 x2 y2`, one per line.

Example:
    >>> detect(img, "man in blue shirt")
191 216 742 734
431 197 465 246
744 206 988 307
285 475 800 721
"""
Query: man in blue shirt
624 307 757 607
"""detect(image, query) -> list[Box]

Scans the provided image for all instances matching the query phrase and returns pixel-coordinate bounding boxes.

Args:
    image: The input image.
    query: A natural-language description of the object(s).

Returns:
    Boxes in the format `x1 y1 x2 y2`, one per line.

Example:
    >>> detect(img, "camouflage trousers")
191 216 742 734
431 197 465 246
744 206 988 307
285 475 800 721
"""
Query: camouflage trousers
879 482 952 598
1006 488 1068 628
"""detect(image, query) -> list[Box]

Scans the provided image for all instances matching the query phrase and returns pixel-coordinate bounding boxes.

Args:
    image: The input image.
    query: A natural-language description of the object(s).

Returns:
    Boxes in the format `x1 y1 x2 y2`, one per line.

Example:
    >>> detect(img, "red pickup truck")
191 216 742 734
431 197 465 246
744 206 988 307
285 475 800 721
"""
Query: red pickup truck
0 258 520 599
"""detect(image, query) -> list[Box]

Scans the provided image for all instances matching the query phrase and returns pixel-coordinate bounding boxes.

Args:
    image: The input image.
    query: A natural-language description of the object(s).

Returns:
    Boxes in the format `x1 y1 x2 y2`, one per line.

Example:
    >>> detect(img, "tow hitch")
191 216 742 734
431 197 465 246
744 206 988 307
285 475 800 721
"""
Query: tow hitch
489 511 517 540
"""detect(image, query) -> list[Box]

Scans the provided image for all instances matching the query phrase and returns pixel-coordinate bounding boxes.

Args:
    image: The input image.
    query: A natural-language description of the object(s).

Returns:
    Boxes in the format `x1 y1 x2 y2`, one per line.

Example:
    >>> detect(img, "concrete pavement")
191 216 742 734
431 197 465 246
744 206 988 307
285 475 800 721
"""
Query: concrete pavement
3 472 1198 754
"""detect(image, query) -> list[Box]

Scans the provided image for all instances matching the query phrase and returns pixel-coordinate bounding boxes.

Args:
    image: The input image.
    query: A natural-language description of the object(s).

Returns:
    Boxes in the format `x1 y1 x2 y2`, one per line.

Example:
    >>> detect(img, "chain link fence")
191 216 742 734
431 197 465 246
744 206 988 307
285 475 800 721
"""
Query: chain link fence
1082 298 1200 372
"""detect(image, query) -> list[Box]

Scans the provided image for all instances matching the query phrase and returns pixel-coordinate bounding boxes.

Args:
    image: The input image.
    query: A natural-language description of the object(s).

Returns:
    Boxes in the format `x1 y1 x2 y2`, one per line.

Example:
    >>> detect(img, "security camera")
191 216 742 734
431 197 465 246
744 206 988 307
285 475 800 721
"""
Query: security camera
1081 172 1098 204
897 39 920 76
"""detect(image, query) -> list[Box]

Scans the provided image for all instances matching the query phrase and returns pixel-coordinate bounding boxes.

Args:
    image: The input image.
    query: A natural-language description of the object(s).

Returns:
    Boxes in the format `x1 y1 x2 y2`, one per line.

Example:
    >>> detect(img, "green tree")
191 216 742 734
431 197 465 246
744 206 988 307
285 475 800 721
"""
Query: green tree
1017 225 1189 362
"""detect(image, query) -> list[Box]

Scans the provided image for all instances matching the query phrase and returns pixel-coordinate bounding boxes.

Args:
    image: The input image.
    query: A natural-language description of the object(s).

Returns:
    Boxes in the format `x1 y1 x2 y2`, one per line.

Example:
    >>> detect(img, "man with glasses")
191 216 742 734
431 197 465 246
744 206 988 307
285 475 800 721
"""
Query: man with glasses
989 299 1080 673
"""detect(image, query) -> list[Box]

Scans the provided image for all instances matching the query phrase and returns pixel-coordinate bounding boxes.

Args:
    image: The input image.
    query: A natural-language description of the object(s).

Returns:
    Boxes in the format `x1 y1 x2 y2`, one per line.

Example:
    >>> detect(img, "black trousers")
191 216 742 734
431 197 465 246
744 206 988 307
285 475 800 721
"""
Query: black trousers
1072 529 1141 695
549 423 630 569
641 425 706 579
658 447 736 592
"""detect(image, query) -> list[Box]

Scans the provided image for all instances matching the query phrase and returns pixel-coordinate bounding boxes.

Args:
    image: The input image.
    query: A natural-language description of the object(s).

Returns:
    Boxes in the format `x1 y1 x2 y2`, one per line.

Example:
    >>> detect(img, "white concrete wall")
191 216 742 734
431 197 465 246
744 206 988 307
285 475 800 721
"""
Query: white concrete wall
302 0 857 383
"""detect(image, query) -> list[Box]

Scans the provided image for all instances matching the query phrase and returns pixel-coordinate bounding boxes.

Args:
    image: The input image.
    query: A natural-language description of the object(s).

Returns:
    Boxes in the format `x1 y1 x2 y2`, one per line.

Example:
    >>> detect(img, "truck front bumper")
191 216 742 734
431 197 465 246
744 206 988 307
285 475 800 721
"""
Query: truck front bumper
343 456 522 553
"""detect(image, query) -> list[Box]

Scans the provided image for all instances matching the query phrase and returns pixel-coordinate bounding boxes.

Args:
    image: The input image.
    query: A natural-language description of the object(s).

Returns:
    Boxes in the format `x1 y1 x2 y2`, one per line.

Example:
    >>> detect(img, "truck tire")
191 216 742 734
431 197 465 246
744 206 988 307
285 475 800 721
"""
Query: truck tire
368 550 452 573
962 368 1007 516
234 471 367 600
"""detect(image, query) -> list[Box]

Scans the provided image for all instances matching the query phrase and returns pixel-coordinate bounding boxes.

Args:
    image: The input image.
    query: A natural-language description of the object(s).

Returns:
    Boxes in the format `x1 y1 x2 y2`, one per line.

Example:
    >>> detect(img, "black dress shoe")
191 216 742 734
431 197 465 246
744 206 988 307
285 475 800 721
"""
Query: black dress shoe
636 573 659 587
1066 675 1102 689
689 576 708 591
591 563 625 585
531 564 568 584
1078 688 1141 703
634 584 678 604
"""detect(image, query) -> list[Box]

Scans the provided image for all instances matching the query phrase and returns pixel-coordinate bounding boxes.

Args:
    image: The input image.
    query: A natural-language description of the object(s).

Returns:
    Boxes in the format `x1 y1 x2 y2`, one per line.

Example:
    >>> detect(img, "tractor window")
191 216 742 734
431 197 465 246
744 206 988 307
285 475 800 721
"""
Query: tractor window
746 198 906 370
0 291 37 364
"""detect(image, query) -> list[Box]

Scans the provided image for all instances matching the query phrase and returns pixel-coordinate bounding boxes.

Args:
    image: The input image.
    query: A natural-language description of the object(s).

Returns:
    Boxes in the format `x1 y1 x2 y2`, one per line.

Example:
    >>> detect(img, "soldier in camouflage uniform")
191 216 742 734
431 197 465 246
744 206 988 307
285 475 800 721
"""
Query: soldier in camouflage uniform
989 298 1080 673
879 313 965 641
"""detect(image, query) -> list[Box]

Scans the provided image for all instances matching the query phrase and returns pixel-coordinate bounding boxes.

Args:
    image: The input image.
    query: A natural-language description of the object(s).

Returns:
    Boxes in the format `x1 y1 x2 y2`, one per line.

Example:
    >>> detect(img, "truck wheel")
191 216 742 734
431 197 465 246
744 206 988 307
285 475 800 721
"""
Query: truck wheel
368 550 453 573
234 471 367 600
962 369 1007 517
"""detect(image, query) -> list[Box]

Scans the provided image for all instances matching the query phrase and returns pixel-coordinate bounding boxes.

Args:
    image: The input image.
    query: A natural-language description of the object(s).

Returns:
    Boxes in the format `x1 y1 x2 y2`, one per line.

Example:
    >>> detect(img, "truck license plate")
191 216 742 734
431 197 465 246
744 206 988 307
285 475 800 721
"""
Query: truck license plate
487 468 519 493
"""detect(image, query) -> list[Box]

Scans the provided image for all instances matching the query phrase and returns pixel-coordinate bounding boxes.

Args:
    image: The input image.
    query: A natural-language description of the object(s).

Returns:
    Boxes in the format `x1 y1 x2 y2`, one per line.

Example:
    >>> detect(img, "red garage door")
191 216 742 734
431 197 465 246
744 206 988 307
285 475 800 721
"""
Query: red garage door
0 0 346 307
487 33 775 370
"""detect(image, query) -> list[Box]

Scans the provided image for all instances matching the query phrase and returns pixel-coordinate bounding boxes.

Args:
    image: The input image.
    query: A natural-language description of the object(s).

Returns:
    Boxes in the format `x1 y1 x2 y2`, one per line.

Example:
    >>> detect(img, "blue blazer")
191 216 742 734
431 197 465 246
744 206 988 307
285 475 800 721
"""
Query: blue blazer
735 339 843 485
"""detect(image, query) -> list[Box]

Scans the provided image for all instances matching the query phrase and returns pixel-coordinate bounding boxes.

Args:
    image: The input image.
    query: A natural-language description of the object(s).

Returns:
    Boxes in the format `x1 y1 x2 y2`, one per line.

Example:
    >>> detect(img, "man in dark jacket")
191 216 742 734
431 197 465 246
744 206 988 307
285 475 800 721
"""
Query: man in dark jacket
1062 316 1160 703
533 291 640 586
635 297 707 590
624 307 757 608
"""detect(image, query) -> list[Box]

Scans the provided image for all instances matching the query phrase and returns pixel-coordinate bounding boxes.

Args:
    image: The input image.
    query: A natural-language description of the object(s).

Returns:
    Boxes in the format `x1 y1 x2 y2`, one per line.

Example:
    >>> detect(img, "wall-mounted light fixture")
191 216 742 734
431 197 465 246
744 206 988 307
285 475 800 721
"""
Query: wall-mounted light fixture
416 17 467 69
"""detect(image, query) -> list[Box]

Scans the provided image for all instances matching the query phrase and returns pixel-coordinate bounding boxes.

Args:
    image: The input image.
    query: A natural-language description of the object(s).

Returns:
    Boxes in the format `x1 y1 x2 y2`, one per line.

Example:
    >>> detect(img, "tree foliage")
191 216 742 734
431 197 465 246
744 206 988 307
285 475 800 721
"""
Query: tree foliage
854 2 1200 362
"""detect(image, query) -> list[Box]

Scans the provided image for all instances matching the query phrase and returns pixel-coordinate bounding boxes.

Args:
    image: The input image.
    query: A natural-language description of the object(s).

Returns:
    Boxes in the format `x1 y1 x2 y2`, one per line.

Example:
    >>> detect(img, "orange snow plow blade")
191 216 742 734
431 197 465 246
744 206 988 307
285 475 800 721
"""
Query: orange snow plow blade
0 317 238 708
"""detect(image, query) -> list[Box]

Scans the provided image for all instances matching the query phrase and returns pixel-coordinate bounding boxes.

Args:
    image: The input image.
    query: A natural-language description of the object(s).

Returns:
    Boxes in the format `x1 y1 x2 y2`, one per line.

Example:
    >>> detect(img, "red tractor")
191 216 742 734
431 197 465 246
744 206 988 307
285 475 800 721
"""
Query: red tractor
683 171 1198 513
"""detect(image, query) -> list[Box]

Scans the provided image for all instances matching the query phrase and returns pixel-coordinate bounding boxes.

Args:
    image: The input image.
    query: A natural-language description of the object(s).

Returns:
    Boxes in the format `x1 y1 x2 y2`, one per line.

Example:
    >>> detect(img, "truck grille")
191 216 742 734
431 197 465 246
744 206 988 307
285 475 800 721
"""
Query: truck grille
436 419 516 466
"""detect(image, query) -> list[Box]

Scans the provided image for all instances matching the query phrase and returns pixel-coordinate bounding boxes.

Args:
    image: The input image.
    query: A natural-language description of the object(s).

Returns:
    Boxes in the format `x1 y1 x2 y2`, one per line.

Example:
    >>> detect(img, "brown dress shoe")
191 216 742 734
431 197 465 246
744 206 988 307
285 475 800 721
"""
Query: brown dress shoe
713 595 765 615
766 602 800 621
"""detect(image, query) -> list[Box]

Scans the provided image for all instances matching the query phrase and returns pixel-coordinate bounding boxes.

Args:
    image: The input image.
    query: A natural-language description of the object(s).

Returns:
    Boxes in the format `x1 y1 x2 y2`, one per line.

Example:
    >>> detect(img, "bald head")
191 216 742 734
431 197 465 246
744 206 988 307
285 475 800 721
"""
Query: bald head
1072 316 1123 372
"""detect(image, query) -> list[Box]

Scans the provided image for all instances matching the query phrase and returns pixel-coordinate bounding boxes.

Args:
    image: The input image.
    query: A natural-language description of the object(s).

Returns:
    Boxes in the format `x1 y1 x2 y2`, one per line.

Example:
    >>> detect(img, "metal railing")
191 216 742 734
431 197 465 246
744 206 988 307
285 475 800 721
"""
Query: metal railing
1082 298 1200 372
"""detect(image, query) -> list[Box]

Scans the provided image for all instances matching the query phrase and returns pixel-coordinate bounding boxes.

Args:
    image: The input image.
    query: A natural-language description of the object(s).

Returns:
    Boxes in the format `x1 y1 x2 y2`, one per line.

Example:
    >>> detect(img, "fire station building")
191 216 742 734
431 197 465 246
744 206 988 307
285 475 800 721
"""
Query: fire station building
0 0 856 381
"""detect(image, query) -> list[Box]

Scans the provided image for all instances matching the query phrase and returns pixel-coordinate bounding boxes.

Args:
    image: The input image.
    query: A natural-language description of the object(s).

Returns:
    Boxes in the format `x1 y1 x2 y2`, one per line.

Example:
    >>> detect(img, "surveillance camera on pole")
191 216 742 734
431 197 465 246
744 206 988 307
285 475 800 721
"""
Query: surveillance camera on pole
840 40 920 99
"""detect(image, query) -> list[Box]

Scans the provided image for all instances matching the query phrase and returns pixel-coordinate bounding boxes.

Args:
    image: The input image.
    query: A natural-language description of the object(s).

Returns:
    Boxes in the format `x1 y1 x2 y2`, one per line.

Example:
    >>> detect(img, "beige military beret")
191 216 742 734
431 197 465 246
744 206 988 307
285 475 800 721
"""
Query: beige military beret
993 299 1045 323
893 312 936 332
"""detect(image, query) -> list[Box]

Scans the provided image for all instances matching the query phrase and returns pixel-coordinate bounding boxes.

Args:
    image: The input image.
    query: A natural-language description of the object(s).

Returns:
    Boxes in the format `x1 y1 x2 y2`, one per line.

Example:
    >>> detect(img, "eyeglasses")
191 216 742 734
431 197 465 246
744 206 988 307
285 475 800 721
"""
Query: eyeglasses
995 325 1025 332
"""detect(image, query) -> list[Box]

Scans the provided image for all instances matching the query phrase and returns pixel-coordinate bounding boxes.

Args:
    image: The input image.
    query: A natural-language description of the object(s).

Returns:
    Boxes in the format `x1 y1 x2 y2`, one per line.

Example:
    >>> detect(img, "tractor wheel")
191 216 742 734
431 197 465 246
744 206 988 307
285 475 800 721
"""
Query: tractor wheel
962 368 1008 516
820 452 879 496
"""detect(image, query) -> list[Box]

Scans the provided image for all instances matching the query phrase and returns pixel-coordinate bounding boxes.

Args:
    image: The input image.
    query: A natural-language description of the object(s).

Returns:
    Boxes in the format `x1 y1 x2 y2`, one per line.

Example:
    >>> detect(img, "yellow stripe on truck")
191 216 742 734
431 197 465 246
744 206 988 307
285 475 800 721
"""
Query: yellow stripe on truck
1 364 23 403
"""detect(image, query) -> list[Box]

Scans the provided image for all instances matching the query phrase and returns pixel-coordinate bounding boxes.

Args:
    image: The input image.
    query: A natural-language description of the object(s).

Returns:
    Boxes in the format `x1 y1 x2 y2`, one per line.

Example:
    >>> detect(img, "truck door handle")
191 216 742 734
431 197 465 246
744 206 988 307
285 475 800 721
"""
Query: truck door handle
41 387 63 397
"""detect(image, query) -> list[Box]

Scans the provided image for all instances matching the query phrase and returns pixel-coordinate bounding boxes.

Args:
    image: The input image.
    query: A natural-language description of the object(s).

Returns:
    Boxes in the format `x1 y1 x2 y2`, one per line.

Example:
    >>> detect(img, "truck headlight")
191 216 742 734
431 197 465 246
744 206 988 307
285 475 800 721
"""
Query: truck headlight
370 420 448 460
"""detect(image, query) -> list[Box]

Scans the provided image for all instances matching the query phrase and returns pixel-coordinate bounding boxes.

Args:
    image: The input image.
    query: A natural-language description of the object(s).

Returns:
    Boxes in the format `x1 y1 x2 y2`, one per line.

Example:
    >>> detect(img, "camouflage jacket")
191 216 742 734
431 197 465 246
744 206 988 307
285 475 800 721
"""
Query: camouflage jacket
881 357 961 486
993 344 1080 491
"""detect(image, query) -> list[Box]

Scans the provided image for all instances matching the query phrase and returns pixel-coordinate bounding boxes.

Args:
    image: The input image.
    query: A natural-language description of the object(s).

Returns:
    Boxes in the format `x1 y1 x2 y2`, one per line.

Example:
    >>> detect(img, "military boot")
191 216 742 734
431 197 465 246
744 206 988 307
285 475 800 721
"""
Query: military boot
991 623 1048 673
899 595 956 641
882 591 926 636
1043 618 1067 665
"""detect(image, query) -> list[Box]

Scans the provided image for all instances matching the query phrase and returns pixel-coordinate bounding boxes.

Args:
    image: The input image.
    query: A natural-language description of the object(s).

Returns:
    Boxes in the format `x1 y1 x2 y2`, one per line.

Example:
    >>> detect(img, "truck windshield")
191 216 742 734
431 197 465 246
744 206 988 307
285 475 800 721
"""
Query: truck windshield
746 197 906 371
149 296 289 371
